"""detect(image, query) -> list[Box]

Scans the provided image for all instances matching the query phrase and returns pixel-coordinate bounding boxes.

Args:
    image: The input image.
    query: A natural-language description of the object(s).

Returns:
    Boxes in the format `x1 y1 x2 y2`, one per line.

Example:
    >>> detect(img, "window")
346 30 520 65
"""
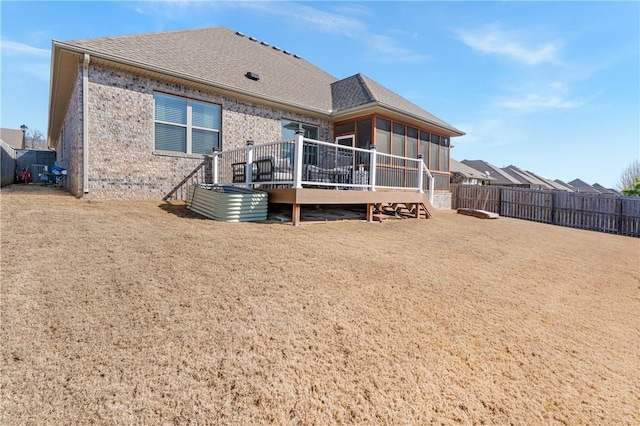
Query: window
281 120 319 140
281 120 319 164
439 138 450 172
154 93 221 155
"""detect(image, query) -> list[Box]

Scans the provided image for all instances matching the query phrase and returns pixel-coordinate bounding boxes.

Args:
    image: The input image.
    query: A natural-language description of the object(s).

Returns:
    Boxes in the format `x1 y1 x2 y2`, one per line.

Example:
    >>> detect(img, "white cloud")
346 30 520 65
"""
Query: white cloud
135 1 425 63
497 93 586 111
456 23 561 66
1 40 50 57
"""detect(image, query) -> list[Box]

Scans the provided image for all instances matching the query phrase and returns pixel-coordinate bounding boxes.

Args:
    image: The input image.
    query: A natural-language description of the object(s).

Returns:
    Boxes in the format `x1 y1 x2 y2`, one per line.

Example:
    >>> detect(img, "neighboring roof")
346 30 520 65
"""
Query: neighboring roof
0 128 24 149
592 183 619 195
461 160 522 185
49 26 464 144
554 179 575 191
502 165 553 189
450 159 495 180
568 178 600 193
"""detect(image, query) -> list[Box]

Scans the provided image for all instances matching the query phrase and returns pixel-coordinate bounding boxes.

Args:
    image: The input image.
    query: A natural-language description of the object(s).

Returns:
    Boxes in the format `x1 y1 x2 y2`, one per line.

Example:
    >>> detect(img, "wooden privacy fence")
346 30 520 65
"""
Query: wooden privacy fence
451 185 640 237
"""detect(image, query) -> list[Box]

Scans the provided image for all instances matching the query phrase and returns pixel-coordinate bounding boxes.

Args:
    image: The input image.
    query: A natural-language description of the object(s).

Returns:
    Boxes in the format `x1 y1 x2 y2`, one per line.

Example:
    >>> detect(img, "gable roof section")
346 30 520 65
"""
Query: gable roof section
554 179 575 191
461 160 521 185
450 159 495 180
58 27 337 113
592 183 618 194
502 165 554 189
49 27 464 144
1 128 24 149
568 178 600 193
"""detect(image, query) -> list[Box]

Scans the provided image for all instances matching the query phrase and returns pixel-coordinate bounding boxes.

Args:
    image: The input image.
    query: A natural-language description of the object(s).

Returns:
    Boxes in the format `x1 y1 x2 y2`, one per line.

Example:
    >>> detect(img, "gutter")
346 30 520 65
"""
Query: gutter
82 53 90 193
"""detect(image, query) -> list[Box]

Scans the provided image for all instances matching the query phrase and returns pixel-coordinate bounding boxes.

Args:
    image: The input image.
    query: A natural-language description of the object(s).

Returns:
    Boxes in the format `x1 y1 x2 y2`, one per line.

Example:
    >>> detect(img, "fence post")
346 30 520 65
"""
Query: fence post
369 144 377 192
293 126 304 189
616 197 623 235
246 140 254 189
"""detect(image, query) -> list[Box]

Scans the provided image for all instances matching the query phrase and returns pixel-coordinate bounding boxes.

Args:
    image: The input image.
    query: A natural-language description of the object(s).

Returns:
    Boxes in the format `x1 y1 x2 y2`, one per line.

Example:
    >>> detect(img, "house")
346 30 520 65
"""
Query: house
450 159 494 185
460 160 526 187
47 27 464 209
501 165 554 190
568 178 600 193
592 183 618 195
1 128 25 150
554 179 576 192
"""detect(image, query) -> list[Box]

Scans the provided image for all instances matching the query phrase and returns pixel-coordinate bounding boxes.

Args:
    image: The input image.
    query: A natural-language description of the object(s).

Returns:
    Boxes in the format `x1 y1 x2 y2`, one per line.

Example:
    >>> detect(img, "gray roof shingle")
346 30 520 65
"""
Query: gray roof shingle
58 27 462 135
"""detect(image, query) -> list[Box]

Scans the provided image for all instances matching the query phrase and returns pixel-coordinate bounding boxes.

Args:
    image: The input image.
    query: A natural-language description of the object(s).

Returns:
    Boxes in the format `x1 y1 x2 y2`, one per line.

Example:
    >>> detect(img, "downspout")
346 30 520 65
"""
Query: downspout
82 53 90 193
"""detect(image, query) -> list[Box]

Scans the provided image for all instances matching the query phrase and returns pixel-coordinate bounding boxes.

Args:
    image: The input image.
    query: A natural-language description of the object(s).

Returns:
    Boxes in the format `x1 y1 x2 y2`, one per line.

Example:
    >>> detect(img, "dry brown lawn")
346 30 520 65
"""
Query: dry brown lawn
1 185 639 425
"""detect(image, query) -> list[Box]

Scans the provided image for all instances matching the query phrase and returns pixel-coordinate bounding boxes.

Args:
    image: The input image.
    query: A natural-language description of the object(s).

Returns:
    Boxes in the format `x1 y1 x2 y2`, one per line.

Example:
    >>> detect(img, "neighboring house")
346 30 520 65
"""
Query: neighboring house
501 165 554 190
47 27 464 203
461 160 526 187
450 159 495 185
568 178 600 193
1 128 25 150
554 179 576 191
592 183 619 195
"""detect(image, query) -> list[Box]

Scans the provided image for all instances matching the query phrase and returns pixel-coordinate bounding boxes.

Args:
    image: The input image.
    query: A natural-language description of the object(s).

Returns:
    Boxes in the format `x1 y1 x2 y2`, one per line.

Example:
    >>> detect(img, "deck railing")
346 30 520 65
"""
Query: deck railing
211 132 436 204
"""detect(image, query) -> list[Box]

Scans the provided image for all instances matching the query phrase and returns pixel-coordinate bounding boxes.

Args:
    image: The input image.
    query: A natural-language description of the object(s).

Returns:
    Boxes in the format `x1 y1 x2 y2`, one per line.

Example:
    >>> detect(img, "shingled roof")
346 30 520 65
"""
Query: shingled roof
49 26 463 143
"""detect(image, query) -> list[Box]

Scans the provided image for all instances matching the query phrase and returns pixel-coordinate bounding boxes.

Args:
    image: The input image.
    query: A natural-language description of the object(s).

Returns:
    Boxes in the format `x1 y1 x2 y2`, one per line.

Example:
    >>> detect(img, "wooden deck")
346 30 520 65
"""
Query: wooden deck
262 187 435 225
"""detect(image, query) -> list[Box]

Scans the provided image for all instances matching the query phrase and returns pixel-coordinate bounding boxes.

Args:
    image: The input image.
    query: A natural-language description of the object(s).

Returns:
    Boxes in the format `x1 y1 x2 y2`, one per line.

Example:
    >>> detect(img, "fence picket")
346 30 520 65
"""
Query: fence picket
451 185 640 237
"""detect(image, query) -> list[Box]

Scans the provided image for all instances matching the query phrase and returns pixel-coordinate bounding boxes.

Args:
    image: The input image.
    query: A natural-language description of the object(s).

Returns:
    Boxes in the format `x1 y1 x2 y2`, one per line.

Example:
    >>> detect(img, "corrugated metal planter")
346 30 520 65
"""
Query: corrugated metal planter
187 184 268 222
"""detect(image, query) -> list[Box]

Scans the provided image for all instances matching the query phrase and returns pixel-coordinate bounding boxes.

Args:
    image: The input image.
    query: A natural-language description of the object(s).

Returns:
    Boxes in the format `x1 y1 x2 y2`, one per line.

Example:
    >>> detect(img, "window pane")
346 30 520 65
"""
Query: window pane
192 102 220 130
192 129 219 154
375 118 391 154
155 94 186 125
155 123 186 152
392 123 405 157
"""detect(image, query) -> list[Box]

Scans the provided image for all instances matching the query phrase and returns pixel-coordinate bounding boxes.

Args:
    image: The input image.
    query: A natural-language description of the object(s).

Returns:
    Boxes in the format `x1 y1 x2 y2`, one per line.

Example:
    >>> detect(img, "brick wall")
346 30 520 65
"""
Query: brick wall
55 66 83 197
77 63 333 200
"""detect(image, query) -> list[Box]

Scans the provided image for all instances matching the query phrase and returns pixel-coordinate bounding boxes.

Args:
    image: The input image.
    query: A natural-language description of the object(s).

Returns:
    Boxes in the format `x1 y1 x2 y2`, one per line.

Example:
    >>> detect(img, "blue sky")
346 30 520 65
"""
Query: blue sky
1 1 638 188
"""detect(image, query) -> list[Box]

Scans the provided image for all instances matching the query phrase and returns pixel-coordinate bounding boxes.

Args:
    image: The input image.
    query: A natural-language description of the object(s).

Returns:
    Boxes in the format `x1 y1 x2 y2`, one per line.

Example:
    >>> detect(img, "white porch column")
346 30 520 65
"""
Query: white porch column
293 126 304 189
369 145 377 192
246 140 254 188
417 154 424 193
212 149 219 185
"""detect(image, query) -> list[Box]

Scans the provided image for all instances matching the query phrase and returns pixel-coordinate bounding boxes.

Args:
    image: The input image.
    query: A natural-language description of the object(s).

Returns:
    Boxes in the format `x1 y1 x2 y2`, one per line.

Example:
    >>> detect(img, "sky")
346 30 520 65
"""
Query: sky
1 1 638 189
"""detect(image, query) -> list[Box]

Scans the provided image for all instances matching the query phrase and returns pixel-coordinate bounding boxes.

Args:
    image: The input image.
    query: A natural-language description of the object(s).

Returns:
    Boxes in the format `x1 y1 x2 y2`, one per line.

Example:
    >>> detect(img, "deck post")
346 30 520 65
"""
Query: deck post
212 148 219 185
428 175 435 205
369 145 377 192
417 154 424 193
293 125 304 189
246 140 254 189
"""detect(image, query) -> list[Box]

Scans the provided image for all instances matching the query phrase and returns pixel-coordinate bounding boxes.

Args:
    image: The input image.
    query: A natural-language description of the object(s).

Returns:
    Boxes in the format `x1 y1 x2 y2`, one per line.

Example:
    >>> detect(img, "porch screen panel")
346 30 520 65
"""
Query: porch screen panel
407 127 418 160
430 135 440 170
375 118 391 154
392 123 405 157
420 131 430 167
440 138 450 172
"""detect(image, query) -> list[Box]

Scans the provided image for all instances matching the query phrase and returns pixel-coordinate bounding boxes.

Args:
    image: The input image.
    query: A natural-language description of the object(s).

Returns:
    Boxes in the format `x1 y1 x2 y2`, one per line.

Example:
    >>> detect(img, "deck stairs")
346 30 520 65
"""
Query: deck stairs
375 194 435 219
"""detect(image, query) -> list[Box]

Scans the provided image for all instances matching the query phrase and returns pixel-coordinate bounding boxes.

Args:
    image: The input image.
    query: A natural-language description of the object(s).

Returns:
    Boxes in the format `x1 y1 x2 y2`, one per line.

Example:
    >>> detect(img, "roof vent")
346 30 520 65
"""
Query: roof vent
245 71 260 81
283 50 291 55
272 46 281 51
248 36 258 42
235 31 245 37
260 41 270 46
293 54 301 59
